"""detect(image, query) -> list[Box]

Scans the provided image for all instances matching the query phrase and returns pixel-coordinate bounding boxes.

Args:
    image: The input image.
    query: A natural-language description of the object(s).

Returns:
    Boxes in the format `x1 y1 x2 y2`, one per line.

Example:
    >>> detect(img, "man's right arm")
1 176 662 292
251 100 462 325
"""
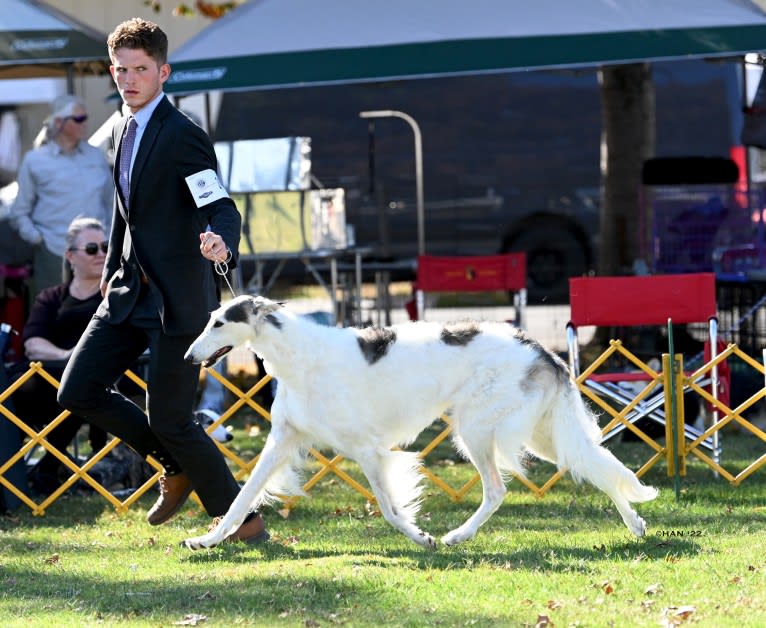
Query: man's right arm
8 156 43 245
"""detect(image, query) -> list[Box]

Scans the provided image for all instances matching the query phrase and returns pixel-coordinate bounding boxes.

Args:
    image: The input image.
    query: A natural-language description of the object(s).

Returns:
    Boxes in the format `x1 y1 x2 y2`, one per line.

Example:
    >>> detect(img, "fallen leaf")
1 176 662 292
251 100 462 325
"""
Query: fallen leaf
535 614 554 627
645 583 663 596
662 605 696 625
730 576 742 584
601 581 614 594
147 537 156 546
45 554 60 565
277 508 291 519
674 605 696 619
546 599 562 610
197 591 217 600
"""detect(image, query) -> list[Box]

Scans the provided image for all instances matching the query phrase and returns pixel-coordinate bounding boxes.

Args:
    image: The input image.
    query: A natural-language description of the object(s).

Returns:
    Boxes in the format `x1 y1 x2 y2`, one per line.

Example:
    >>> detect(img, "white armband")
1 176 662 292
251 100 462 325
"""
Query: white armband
185 169 229 207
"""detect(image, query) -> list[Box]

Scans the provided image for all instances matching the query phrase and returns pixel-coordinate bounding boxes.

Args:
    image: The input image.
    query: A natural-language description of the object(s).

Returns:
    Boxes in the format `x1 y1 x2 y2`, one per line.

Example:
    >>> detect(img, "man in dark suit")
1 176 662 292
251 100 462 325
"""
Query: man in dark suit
58 18 267 544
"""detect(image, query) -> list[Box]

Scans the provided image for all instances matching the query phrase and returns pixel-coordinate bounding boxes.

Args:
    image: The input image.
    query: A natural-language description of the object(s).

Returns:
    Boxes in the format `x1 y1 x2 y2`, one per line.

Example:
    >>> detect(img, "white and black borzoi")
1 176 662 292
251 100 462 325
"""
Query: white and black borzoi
182 295 657 550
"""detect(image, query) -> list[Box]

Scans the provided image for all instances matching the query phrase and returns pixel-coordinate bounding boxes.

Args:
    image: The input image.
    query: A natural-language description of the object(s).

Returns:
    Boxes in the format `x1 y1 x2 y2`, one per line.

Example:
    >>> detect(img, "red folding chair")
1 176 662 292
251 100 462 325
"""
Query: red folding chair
410 253 527 327
566 273 724 463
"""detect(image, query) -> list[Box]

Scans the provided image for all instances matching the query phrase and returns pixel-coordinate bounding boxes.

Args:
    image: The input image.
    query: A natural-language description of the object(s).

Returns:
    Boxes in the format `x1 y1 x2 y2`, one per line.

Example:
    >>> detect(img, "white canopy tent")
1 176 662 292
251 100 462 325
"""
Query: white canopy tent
166 0 766 95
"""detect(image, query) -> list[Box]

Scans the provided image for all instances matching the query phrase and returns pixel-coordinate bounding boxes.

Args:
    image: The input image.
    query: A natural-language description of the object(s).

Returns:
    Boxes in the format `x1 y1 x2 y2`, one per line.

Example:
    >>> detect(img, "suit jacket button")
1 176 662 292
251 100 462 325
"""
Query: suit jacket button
129 224 136 231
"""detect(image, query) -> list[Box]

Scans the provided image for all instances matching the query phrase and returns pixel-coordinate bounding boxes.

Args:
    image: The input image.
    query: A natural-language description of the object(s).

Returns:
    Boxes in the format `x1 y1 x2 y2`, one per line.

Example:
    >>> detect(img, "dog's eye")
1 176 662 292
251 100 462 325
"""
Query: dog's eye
213 321 223 328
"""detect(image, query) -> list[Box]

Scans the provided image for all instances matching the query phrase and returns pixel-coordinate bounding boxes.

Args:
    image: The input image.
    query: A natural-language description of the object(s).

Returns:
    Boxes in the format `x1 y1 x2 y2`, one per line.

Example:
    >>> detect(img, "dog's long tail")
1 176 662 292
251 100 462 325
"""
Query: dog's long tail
551 384 658 504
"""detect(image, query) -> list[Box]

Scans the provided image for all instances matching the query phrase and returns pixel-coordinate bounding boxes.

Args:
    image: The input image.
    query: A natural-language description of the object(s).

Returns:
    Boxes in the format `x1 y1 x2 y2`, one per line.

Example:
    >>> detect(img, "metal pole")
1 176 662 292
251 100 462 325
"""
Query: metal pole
667 318 681 501
359 110 425 256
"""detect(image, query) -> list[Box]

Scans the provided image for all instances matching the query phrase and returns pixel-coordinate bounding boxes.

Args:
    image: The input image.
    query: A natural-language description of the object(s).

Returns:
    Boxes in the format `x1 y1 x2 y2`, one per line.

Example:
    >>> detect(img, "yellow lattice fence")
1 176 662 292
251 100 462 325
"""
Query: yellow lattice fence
2 343 765 516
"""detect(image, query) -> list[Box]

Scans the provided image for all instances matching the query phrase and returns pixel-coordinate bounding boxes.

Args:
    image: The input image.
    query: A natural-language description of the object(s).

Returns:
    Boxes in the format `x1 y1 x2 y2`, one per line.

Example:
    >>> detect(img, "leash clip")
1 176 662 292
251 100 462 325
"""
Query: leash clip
214 248 235 295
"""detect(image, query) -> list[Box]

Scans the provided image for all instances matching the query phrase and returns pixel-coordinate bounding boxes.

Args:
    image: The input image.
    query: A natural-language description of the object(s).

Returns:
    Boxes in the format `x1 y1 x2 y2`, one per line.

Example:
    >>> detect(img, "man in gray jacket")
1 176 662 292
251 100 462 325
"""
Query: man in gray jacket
10 95 112 297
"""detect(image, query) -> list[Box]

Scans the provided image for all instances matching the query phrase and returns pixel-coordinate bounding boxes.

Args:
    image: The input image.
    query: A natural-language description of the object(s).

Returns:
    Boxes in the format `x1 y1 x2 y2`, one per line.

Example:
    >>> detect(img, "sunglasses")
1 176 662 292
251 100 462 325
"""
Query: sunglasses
70 241 108 255
67 114 88 124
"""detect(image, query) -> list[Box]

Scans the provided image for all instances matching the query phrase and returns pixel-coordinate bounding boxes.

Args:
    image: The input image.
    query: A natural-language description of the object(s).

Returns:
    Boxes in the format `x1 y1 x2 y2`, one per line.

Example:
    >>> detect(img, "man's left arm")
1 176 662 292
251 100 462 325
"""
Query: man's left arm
180 124 241 265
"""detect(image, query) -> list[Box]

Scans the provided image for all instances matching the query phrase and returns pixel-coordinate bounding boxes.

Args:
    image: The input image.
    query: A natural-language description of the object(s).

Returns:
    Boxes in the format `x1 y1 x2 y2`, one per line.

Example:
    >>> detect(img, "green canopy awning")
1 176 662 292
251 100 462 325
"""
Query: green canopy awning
167 0 766 95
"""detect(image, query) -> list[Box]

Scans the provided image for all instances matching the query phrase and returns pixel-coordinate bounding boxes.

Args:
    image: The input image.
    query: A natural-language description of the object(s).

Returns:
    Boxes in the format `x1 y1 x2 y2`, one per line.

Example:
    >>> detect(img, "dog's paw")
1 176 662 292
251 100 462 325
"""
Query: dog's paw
630 516 647 538
441 528 475 546
414 530 438 549
183 534 221 551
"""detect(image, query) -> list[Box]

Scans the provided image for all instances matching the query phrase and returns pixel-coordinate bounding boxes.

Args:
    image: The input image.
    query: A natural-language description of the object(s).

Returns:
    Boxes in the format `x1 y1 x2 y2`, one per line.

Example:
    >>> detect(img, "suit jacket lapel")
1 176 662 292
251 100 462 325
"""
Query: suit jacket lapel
129 97 171 205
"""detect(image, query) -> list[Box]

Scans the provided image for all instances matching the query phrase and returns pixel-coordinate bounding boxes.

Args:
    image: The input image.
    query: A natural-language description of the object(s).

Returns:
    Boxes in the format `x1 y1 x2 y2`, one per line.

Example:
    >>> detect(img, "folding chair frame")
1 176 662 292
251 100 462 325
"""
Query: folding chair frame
566 273 722 467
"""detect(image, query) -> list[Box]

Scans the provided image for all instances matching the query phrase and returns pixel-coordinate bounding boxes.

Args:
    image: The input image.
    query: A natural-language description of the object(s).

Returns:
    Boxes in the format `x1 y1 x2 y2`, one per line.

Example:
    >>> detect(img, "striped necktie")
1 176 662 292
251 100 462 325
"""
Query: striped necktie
118 117 137 207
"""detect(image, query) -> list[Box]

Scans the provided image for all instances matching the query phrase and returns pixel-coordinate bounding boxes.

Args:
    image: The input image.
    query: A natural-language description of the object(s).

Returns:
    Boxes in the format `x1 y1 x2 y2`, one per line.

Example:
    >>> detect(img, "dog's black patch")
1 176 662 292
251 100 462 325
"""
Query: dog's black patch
514 328 570 387
440 321 481 346
225 303 250 324
265 313 282 329
356 327 397 364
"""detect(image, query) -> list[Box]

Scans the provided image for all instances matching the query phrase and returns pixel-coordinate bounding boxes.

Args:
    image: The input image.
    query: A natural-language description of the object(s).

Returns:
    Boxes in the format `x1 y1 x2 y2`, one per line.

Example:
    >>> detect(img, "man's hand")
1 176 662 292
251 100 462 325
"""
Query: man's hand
199 231 230 263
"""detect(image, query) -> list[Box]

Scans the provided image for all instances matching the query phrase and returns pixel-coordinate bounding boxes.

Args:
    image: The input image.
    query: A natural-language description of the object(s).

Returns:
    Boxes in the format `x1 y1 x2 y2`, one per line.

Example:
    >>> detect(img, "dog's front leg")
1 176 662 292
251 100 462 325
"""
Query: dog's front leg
183 428 295 550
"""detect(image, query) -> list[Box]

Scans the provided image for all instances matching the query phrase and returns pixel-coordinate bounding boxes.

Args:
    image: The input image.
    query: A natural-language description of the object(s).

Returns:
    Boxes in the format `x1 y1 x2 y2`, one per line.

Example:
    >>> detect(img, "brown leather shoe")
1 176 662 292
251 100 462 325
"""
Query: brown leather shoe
146 473 192 526
209 513 270 544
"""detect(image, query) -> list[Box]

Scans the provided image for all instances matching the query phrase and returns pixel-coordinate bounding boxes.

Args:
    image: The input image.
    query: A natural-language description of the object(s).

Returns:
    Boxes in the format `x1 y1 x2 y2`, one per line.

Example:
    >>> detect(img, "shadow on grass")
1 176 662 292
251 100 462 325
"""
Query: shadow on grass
0 491 127 528
0 563 537 627
206 540 699 570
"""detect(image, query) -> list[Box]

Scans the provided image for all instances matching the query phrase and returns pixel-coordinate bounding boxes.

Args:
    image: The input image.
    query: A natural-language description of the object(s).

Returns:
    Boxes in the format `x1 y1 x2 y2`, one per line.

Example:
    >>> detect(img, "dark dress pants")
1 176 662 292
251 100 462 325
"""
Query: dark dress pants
58 314 241 516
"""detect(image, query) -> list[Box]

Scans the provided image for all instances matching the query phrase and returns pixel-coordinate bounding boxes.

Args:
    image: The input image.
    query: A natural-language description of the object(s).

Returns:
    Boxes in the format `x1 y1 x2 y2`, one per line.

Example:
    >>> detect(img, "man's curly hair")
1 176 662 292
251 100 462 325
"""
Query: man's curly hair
107 18 168 65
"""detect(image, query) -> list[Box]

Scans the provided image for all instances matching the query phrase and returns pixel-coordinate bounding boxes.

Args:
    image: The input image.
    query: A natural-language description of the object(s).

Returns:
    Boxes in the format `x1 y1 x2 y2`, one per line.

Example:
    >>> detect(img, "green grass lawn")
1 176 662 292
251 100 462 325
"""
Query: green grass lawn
1 433 765 627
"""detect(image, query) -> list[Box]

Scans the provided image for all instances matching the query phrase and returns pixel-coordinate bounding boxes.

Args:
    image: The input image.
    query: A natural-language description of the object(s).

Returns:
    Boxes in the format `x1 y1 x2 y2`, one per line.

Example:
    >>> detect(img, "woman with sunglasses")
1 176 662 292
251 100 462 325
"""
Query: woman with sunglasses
8 94 113 299
8 217 110 495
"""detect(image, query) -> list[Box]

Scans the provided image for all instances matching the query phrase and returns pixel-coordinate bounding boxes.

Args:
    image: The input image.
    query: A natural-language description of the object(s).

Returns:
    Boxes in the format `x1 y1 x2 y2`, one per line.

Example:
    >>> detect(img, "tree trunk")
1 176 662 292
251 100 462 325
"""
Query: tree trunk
598 63 656 276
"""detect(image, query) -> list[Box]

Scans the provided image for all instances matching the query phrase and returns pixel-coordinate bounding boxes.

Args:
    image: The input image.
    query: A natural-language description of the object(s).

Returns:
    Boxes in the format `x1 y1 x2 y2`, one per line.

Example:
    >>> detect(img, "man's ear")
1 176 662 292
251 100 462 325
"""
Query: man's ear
159 63 170 84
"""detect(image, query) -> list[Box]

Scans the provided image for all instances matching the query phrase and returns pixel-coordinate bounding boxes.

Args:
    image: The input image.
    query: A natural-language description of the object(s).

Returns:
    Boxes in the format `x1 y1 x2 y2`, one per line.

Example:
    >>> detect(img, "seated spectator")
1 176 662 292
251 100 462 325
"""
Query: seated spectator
8 217 109 495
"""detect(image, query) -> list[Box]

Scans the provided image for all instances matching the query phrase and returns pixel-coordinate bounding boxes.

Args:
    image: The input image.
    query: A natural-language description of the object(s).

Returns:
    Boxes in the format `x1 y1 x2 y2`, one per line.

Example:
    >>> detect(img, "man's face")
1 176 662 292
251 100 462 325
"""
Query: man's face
110 47 169 114
57 104 88 144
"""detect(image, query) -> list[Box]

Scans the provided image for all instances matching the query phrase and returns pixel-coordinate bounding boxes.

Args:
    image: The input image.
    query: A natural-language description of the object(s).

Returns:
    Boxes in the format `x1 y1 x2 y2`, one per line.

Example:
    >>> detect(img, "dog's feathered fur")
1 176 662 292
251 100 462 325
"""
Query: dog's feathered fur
183 295 657 549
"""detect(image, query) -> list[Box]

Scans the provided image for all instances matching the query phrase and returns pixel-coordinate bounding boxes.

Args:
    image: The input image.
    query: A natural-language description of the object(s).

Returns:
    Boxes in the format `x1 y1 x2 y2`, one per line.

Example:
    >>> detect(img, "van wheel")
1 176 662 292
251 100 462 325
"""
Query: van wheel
504 221 591 304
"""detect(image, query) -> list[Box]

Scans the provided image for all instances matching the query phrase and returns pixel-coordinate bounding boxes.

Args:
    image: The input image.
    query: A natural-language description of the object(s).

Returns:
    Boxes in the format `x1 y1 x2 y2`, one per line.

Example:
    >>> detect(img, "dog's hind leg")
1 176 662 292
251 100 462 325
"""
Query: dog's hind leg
183 423 301 550
356 450 437 549
442 427 507 546
548 390 658 537
566 445 655 537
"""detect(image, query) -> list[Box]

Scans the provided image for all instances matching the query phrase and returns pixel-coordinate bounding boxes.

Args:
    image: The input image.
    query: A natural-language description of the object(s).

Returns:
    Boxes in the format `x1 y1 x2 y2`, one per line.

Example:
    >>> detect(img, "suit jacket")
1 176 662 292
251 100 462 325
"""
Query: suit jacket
97 96 241 336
